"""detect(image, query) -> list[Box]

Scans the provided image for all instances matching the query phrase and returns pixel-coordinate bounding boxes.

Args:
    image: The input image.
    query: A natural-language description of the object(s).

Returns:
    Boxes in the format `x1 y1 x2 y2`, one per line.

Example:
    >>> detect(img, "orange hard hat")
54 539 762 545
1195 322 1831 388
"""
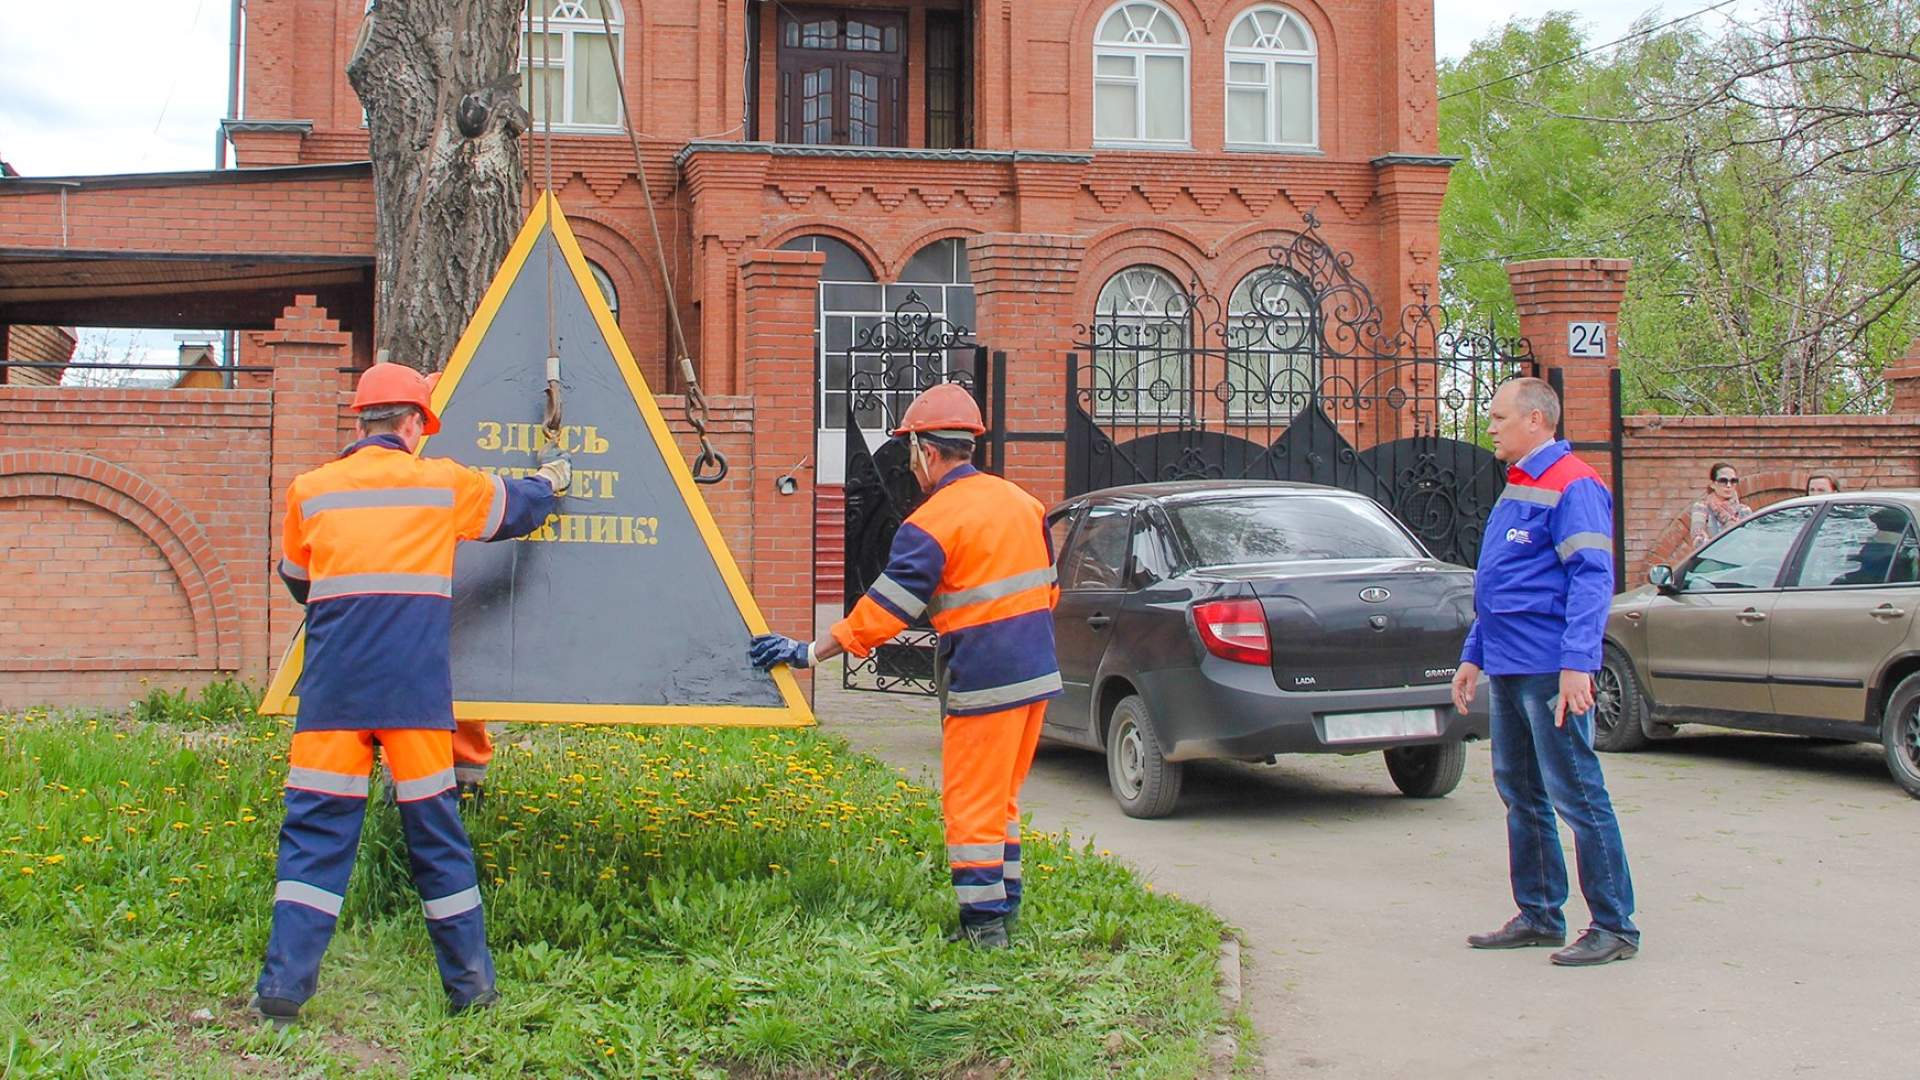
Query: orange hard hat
891 382 985 438
351 362 441 435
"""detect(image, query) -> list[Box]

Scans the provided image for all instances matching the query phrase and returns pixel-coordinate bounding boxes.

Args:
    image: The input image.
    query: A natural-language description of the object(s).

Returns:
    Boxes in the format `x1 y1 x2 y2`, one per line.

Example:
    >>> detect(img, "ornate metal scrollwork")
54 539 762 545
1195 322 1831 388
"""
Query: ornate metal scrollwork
1067 213 1537 565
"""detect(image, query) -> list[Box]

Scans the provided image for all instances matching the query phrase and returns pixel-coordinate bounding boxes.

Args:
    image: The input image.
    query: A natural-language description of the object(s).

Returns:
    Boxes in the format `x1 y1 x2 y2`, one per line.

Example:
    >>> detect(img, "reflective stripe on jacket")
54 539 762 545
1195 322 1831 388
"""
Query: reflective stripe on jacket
1461 439 1615 676
280 433 556 731
832 464 1062 716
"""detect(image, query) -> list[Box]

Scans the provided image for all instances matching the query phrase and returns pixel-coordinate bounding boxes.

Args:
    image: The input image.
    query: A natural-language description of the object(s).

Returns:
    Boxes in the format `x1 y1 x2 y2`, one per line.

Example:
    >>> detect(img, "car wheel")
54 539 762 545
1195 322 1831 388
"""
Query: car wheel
1106 695 1182 819
1384 741 1466 798
1880 673 1920 800
1593 646 1650 753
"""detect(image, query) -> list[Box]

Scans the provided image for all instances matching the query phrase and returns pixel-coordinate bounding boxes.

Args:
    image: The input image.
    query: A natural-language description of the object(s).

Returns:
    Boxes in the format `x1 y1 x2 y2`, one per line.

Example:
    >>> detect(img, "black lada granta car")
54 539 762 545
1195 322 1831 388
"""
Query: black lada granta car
1045 482 1490 817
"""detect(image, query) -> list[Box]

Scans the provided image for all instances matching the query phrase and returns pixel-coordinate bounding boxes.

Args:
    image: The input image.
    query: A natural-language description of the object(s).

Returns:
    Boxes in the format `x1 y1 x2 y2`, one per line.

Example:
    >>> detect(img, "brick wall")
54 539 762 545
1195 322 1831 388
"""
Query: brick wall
2 324 77 386
0 390 272 709
1620 414 1920 583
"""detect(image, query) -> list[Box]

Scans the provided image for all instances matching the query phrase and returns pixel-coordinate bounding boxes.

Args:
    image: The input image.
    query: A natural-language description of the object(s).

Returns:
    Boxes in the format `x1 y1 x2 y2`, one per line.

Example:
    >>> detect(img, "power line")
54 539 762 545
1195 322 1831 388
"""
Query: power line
1439 0 1742 102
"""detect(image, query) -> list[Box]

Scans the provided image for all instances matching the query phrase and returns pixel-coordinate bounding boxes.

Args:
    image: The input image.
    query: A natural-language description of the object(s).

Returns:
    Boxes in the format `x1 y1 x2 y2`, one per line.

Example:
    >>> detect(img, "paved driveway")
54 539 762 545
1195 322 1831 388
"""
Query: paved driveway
814 669 1917 1079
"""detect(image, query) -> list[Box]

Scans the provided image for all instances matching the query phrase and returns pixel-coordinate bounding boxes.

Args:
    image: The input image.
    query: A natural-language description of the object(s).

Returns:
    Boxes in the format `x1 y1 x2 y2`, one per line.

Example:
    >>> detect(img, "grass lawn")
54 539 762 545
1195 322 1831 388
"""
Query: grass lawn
0 683 1231 1078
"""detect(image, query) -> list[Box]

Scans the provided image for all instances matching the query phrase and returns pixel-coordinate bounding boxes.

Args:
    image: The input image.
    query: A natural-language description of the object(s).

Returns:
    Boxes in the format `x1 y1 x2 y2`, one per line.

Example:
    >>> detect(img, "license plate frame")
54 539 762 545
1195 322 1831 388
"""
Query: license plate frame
1321 707 1442 744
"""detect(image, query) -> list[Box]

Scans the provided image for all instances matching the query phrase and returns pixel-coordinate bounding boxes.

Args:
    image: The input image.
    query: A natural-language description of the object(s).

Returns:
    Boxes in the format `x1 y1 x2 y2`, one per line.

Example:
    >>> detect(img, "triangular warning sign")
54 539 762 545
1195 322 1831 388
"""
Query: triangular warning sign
261 194 812 727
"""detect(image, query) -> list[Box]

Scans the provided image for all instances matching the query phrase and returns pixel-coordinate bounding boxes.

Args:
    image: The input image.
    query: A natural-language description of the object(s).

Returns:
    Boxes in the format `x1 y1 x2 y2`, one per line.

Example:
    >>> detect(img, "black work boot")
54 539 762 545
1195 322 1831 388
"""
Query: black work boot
946 916 1009 950
1467 915 1566 950
1550 929 1638 967
251 995 301 1025
450 987 501 1016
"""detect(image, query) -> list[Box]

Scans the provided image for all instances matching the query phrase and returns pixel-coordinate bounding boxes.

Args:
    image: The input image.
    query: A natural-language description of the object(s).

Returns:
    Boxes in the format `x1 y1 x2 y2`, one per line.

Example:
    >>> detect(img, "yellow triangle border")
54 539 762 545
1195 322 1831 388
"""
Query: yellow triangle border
259 193 814 728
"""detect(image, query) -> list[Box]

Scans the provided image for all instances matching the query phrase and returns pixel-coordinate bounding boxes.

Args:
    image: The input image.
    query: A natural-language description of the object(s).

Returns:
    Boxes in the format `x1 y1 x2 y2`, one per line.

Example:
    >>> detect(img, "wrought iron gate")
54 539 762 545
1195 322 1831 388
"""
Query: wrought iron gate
1068 214 1535 566
837 291 990 694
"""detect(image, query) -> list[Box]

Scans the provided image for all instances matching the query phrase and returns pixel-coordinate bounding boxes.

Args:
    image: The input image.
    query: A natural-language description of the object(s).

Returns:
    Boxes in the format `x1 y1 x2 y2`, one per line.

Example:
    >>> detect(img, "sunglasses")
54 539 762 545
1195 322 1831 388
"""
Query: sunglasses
1714 476 1740 485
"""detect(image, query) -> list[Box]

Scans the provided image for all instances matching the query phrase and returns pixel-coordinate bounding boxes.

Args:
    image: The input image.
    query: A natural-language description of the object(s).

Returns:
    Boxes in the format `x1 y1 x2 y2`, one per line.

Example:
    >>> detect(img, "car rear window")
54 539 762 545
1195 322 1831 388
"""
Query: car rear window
1168 496 1422 566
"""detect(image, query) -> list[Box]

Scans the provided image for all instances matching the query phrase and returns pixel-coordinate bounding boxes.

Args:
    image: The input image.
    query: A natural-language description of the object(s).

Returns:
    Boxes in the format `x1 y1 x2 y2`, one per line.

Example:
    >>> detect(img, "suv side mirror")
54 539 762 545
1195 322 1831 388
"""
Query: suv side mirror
1649 564 1677 593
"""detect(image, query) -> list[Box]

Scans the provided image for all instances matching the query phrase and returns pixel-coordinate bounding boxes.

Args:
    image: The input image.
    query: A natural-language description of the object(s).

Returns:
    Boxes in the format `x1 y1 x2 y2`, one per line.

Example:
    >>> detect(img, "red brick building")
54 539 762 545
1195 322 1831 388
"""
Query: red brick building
224 0 1453 489
1 0 1506 706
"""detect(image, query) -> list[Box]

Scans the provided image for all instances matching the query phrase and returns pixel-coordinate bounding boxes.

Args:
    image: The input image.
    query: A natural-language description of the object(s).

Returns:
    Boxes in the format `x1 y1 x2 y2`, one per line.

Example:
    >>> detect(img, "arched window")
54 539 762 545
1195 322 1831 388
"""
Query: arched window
521 0 624 130
1093 2 1189 146
585 260 620 323
780 235 879 436
1092 266 1190 418
1225 268 1315 417
1225 5 1317 149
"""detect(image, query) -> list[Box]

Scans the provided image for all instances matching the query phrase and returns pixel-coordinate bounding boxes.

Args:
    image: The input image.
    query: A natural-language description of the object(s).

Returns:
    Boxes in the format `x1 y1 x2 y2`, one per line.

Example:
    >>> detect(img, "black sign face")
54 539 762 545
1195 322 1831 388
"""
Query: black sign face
263 196 809 727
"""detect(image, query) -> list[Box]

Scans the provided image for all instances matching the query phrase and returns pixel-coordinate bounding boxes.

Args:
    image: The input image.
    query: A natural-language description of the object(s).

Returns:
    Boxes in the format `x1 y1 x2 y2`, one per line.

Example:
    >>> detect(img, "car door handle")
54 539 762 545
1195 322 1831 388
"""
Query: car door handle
1086 614 1113 630
1736 608 1768 624
1871 604 1907 620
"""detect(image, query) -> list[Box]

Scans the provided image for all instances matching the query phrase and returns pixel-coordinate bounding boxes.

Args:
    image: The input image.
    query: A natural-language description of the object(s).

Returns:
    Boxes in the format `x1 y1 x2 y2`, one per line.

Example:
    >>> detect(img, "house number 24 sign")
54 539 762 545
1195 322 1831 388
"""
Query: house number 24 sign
1568 321 1609 358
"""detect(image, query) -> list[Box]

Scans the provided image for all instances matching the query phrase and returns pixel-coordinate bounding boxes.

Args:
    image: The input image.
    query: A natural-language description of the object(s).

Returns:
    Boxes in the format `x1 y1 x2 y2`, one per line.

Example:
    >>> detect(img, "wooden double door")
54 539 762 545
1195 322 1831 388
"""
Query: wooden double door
777 7 906 147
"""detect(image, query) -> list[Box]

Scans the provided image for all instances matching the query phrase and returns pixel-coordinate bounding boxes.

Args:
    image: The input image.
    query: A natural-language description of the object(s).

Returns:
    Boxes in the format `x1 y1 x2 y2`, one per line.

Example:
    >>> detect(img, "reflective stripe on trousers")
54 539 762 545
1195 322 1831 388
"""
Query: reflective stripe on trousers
257 729 494 1008
942 700 1047 925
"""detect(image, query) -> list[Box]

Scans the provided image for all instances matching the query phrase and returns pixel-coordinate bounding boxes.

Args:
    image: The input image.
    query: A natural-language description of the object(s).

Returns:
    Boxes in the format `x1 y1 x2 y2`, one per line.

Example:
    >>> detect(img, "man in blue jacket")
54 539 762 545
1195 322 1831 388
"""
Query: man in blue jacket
1451 377 1639 967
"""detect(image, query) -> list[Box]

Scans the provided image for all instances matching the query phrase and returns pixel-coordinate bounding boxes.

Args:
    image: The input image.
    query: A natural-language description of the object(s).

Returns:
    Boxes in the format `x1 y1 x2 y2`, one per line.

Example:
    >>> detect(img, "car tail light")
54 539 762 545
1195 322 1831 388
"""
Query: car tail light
1193 598 1271 665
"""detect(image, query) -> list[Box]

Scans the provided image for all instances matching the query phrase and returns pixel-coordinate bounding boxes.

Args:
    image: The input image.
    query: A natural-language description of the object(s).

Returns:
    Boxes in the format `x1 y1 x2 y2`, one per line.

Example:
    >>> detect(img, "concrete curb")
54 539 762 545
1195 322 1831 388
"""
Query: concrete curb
1206 935 1243 1078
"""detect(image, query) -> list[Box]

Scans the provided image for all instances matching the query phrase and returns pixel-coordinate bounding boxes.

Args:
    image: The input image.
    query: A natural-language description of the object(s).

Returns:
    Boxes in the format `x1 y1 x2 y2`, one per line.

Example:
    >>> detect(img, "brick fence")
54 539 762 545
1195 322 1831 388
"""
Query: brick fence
0 296 782 711
1619 414 1920 583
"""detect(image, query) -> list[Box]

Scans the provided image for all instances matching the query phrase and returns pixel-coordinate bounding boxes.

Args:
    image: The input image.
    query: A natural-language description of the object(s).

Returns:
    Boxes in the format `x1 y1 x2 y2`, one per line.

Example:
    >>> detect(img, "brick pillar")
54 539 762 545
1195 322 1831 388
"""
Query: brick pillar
263 296 351 654
969 233 1087 505
1373 158 1452 442
1884 338 1920 414
741 250 825 694
1506 259 1631 487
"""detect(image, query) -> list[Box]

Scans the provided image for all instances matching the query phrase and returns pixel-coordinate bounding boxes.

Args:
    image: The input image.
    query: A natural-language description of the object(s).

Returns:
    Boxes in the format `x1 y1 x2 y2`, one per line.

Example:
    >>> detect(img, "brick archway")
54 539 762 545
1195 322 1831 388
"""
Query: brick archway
0 452 239 672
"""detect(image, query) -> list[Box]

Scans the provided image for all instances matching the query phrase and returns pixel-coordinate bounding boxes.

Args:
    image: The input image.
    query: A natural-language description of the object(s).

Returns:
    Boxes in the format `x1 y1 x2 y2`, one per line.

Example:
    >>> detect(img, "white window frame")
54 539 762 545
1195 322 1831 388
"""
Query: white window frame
1092 1 1192 149
1224 268 1316 417
521 0 626 133
1224 4 1319 152
1091 266 1192 419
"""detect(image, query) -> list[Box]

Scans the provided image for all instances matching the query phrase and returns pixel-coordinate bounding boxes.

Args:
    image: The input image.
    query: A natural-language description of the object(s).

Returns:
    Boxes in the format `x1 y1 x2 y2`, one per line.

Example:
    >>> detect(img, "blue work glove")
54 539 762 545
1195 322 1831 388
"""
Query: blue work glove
748 633 811 670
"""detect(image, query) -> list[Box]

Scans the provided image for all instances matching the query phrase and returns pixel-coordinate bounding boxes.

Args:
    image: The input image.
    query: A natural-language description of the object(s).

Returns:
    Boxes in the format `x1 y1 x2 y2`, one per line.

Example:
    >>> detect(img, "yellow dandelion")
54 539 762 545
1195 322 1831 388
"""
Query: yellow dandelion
42 854 64 865
18 866 33 876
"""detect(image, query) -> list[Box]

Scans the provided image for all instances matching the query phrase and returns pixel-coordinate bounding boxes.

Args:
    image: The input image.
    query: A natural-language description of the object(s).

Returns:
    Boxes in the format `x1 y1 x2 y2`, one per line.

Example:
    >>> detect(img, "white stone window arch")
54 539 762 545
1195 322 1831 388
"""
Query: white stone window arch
521 0 625 131
1225 5 1318 149
1092 266 1192 417
1093 1 1190 147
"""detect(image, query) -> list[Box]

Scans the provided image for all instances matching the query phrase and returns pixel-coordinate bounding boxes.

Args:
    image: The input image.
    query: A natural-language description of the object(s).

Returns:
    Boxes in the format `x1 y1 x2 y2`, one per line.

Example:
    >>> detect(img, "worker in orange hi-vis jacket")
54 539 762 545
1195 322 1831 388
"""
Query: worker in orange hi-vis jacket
749 383 1061 949
254 362 567 1023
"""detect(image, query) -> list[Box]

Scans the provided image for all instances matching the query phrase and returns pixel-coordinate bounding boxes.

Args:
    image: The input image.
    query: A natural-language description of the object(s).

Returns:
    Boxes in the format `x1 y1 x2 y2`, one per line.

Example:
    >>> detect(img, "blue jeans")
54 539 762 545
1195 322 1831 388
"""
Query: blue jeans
1489 673 1639 943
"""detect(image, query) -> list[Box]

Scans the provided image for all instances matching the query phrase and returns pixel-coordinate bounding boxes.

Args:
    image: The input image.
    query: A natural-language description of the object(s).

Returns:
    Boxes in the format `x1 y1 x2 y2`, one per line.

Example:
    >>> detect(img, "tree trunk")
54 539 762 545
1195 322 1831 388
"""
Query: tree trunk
349 0 527 372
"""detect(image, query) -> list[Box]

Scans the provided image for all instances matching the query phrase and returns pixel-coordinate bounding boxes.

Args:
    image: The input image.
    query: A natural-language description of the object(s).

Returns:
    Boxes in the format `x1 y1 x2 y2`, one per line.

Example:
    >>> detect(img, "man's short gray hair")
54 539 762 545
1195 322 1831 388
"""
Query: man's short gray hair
1507 377 1562 428
358 403 418 431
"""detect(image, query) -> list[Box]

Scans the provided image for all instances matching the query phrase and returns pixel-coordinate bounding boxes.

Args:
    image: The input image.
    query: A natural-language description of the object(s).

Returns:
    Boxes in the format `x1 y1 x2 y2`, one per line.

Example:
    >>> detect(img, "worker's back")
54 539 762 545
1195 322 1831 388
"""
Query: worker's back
906 466 1061 716
282 434 552 731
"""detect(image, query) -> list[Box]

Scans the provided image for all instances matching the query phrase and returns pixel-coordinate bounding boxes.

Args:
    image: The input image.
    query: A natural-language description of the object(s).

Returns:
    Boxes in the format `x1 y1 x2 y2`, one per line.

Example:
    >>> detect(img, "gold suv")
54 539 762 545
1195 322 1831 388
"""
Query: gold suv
1602 493 1920 798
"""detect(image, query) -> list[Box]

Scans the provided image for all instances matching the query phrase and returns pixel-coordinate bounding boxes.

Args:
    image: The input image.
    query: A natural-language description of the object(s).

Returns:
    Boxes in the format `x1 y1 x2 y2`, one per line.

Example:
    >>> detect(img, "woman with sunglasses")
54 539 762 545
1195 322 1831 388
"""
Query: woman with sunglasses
1688 462 1752 552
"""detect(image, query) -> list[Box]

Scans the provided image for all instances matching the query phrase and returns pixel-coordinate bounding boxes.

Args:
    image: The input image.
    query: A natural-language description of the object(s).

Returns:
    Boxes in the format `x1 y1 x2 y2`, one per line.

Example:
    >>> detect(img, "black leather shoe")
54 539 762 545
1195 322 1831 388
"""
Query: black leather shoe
251 995 301 1024
1550 929 1638 966
1467 915 1566 950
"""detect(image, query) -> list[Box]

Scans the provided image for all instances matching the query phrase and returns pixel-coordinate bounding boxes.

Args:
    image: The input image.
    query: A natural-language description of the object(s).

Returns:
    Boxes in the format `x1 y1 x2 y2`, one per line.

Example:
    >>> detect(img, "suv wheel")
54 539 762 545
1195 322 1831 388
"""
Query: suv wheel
1106 695 1182 819
1881 673 1920 800
1594 646 1650 752
1384 742 1466 798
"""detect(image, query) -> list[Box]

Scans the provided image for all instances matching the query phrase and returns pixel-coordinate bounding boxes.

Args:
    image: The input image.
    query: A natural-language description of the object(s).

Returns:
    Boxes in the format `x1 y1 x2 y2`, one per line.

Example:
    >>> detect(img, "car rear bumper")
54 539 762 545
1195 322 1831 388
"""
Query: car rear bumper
1145 657 1491 762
